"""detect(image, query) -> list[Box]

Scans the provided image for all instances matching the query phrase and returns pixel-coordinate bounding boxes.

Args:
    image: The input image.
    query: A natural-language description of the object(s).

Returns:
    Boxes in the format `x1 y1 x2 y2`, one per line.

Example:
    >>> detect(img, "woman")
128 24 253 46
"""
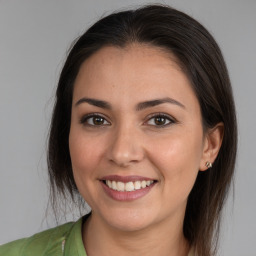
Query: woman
0 4 237 256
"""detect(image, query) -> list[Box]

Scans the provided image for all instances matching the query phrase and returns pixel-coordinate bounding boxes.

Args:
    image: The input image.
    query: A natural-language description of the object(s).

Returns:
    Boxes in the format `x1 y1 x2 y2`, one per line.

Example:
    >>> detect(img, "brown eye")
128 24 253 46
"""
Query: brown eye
154 116 168 125
92 116 105 125
81 114 110 126
146 114 174 127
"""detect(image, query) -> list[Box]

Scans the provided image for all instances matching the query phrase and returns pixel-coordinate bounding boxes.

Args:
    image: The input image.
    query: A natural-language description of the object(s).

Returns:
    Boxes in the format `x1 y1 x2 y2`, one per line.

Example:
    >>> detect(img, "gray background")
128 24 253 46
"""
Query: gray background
0 0 255 255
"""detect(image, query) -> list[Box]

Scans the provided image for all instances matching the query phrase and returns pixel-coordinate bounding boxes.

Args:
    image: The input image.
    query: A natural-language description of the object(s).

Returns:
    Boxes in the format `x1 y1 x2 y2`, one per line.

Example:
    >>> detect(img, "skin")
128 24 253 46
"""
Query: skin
69 44 223 256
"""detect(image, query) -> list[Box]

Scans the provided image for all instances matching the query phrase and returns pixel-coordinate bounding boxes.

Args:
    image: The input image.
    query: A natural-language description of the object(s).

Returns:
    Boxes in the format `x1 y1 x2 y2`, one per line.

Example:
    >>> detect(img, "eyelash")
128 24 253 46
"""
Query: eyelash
80 113 110 127
145 113 176 127
80 113 176 128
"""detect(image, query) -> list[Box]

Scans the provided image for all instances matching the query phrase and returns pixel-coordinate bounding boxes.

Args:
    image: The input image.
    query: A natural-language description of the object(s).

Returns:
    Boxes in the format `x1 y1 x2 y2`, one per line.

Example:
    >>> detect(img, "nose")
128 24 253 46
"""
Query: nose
107 125 145 167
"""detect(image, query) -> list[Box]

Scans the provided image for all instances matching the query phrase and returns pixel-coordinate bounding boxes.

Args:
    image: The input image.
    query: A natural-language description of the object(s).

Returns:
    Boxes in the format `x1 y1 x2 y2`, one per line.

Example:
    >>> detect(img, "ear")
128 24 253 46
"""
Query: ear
199 122 224 171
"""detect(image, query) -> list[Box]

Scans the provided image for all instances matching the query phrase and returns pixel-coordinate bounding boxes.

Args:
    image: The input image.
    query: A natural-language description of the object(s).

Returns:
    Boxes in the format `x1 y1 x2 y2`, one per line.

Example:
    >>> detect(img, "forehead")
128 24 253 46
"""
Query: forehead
73 44 198 109
75 43 182 83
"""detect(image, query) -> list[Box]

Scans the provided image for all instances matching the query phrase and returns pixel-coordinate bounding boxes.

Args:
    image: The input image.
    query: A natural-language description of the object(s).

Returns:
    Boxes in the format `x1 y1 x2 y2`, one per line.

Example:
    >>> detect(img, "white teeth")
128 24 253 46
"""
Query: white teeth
105 180 154 192
141 180 147 188
112 181 117 190
126 182 134 191
117 181 125 191
107 180 112 187
134 181 141 190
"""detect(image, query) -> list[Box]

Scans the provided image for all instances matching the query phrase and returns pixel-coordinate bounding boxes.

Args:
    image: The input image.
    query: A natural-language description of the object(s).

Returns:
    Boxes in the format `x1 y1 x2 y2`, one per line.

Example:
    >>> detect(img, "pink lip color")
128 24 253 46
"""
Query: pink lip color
100 176 156 201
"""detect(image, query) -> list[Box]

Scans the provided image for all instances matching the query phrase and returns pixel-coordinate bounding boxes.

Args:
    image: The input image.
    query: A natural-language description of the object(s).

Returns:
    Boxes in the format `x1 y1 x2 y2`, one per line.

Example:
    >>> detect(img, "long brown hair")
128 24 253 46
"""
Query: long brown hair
47 5 237 255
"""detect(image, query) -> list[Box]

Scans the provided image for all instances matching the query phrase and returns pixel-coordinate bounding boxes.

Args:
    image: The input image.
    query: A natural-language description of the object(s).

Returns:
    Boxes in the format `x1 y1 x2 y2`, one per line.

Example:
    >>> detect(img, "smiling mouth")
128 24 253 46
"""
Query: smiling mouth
102 180 156 192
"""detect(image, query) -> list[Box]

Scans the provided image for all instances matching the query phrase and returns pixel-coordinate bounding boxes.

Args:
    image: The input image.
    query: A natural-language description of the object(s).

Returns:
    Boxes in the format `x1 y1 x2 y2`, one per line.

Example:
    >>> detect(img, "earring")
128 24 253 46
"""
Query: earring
206 161 212 168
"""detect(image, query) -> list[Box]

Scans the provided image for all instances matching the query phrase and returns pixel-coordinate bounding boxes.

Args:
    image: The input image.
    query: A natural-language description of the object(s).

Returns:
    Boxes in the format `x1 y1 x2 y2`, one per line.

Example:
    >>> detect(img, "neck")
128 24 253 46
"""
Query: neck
82 212 190 256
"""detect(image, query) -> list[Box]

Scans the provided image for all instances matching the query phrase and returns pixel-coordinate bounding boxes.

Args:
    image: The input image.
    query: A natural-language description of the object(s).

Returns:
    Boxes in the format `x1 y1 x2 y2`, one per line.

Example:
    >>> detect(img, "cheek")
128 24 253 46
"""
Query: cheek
149 133 203 169
68 129 104 205
69 128 102 180
146 129 203 191
69 137 90 171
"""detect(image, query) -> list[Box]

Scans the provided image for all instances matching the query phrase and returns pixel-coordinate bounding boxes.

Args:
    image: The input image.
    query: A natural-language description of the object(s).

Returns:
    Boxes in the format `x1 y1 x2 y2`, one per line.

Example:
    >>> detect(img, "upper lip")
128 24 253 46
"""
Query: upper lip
100 175 156 183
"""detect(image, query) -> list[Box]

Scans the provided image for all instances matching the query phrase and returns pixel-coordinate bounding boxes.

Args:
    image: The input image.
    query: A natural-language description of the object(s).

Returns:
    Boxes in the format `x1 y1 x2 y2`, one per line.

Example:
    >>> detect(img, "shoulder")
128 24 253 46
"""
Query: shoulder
0 221 74 256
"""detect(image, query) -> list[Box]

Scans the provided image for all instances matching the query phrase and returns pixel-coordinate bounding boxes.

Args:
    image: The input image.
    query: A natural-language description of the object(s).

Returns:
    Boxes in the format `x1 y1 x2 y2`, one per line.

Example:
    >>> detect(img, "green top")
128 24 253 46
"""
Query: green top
0 216 87 256
0 215 195 256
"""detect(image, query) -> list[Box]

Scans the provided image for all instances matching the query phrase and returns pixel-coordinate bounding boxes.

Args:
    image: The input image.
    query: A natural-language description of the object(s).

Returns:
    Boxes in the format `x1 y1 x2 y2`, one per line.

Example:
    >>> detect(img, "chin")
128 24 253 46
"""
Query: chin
109 217 152 232
98 207 156 232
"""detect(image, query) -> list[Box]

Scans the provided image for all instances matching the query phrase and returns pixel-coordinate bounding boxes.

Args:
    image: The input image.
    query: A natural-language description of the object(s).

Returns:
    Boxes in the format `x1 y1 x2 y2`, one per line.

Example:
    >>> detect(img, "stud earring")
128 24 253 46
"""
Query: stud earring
206 161 212 168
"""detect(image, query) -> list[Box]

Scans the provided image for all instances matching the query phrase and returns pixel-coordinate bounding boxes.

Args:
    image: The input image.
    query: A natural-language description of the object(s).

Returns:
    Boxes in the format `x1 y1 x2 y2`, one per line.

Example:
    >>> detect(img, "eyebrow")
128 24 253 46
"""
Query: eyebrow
75 98 111 109
75 97 185 110
136 97 185 111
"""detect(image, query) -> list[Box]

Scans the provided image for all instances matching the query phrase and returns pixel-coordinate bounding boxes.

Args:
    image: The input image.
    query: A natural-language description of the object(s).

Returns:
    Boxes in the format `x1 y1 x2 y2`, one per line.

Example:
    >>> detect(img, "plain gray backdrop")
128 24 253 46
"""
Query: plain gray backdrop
0 0 255 255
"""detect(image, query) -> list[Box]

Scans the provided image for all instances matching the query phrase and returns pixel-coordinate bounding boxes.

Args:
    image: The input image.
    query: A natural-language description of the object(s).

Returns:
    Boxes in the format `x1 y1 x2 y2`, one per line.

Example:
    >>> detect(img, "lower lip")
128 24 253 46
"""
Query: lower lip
101 181 156 201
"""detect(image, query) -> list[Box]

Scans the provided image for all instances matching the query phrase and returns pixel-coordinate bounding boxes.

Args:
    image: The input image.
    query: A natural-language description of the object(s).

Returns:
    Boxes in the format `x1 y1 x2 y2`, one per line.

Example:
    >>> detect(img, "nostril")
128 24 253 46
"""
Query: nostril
106 134 145 167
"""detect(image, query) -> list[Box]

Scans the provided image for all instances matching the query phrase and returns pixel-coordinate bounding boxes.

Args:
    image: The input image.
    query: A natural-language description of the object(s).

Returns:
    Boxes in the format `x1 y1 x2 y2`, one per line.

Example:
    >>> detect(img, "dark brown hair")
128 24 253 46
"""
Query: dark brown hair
48 5 237 256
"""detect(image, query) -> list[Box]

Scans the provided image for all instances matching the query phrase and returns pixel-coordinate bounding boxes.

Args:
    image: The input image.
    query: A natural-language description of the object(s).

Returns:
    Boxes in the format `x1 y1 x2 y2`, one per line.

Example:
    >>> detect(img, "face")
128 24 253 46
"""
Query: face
69 44 207 232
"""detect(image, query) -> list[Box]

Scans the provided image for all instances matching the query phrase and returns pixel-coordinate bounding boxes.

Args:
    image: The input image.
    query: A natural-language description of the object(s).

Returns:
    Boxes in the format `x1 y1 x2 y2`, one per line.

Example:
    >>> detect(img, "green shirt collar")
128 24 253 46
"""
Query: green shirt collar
64 215 89 256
